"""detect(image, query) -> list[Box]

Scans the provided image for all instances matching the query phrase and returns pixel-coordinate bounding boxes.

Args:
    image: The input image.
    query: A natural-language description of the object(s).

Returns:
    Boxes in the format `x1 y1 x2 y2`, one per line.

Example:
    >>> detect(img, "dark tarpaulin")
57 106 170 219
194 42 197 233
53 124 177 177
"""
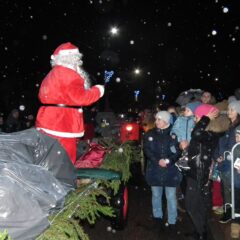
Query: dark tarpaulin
0 128 77 239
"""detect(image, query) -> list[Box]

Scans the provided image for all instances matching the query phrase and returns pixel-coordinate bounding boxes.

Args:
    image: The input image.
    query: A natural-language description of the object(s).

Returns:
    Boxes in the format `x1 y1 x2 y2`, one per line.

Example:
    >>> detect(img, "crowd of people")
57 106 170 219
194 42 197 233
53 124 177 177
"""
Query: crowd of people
0 109 35 133
142 89 240 239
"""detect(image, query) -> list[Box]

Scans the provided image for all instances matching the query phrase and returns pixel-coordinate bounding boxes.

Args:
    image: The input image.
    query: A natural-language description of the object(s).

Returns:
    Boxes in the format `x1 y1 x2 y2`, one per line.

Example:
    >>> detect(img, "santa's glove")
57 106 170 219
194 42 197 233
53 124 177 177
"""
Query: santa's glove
95 85 105 97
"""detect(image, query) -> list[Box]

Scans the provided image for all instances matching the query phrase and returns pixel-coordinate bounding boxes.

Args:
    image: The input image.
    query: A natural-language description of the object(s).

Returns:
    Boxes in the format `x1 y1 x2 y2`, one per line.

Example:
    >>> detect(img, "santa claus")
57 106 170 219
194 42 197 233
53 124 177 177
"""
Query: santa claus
36 42 104 164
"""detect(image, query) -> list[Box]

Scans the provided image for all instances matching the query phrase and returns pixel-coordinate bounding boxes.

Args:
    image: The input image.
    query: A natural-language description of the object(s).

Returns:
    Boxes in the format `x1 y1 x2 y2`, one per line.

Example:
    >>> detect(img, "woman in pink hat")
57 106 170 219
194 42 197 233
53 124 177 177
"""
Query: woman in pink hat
184 104 219 239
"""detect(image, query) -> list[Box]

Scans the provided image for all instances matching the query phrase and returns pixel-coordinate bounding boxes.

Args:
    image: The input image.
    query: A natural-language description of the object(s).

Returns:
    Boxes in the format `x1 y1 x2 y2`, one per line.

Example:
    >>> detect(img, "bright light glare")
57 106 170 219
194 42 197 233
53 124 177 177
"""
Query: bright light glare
134 68 141 74
126 125 133 131
110 27 119 35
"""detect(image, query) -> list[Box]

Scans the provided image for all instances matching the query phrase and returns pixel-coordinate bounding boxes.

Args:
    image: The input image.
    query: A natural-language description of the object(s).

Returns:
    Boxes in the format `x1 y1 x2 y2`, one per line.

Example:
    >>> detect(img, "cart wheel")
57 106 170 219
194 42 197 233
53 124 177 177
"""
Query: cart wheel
111 184 128 230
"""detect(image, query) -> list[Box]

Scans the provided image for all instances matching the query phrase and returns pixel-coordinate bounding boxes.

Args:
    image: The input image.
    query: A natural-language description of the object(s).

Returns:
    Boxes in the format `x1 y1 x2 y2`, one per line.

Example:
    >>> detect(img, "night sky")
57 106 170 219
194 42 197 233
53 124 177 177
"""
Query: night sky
0 0 240 115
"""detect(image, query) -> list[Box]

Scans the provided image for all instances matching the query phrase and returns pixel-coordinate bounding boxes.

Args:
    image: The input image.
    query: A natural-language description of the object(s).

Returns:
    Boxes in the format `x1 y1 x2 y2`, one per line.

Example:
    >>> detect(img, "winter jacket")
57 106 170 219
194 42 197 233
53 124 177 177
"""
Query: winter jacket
171 116 195 142
143 126 181 187
215 125 237 173
187 116 220 187
36 65 102 138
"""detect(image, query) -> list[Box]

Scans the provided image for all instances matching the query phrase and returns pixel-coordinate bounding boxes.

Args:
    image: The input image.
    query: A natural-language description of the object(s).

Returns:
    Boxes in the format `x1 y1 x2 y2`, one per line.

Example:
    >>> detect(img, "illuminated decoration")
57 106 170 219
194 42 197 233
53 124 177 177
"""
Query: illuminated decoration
104 70 114 84
120 122 140 143
134 90 140 102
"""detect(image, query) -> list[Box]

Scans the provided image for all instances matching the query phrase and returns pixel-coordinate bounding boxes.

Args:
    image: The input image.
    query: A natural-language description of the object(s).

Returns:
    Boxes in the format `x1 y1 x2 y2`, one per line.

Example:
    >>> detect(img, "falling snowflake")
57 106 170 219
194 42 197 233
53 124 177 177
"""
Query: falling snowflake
19 105 25 111
116 77 121 82
35 83 39 87
148 137 153 141
232 37 236 42
223 7 229 13
106 226 112 232
97 72 101 76
130 40 134 45
118 148 123 153
167 22 172 27
42 35 48 40
212 30 217 35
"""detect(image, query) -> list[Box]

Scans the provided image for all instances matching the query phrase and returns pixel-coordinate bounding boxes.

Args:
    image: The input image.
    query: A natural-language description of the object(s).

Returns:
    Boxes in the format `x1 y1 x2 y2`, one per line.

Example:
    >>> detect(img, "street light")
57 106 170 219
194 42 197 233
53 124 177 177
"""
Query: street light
110 26 119 36
134 68 141 75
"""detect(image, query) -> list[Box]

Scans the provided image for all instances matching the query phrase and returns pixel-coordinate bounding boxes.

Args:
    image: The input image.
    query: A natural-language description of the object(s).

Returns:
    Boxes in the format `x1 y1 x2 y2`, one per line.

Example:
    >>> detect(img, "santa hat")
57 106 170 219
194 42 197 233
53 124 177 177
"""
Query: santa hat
194 104 219 119
51 42 80 60
155 111 171 125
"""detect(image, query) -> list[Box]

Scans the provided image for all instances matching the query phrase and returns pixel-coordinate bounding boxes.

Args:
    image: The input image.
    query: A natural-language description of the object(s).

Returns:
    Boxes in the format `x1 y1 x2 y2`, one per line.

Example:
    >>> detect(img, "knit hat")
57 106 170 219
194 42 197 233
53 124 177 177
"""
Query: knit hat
228 100 240 115
51 42 80 60
236 125 240 135
185 101 201 114
194 104 219 119
155 111 171 124
228 96 237 104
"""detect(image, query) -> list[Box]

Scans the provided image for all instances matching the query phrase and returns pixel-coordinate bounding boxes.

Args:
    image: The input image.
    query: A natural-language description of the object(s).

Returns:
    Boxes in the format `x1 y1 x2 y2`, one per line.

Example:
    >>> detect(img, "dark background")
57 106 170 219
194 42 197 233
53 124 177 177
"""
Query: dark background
0 0 239 115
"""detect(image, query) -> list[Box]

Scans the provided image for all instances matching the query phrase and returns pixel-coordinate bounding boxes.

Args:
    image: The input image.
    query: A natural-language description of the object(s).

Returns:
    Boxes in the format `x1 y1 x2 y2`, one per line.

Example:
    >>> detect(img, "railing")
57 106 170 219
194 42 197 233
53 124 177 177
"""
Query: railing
231 142 240 219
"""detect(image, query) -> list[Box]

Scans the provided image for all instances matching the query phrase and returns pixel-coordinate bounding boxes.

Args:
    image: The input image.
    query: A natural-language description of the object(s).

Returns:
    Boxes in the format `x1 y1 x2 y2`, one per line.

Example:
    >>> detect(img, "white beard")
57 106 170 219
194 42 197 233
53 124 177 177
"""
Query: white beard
76 66 91 89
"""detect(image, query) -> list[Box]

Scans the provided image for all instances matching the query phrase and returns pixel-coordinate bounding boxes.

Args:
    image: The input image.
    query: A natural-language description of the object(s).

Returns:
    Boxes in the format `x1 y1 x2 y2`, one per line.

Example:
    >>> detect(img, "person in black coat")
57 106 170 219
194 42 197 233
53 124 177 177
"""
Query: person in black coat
185 104 219 240
143 111 181 234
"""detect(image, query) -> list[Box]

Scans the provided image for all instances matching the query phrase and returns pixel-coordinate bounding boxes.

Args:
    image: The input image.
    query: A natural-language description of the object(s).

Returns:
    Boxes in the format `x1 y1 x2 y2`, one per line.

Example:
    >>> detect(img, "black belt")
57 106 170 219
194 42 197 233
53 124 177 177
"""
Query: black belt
43 104 82 109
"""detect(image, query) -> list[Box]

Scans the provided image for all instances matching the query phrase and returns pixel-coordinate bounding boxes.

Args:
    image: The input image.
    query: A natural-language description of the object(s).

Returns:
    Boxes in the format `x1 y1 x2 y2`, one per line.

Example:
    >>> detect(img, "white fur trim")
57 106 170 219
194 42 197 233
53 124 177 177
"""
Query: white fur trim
95 85 105 97
37 128 84 138
58 49 80 55
51 49 80 60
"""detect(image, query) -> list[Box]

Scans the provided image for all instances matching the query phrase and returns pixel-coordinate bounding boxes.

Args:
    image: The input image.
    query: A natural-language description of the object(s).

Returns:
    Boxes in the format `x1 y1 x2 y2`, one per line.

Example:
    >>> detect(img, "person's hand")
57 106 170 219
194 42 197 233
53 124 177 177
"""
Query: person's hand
95 85 105 97
180 140 189 150
159 159 167 168
207 108 219 120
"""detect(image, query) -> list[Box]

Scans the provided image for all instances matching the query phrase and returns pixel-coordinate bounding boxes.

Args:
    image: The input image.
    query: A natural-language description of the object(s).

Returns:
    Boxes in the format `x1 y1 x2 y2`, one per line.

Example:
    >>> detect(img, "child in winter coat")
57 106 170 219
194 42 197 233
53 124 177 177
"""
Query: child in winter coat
171 101 201 170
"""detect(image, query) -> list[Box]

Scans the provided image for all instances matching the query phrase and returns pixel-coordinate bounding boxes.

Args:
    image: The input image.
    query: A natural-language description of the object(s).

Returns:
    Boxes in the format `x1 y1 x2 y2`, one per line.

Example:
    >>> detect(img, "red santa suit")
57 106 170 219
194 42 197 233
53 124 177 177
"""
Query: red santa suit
36 42 104 164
